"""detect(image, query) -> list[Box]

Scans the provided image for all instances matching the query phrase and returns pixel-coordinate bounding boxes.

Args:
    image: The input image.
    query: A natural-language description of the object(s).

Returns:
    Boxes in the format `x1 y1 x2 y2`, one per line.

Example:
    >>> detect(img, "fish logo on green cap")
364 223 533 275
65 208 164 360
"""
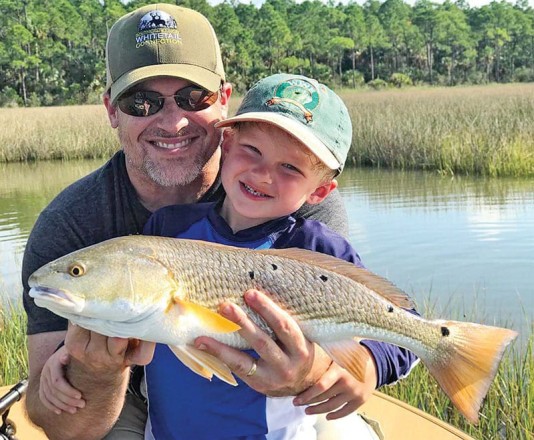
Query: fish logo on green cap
266 78 320 123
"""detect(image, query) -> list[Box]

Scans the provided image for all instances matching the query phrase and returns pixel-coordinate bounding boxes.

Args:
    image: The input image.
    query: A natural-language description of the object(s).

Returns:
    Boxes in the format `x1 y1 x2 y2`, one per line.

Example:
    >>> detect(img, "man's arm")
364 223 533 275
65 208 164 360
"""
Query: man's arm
26 326 154 440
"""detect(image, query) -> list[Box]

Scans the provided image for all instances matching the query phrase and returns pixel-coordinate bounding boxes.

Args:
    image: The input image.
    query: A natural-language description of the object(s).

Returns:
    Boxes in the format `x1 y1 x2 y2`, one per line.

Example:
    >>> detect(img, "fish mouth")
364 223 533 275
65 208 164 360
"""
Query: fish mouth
29 286 85 314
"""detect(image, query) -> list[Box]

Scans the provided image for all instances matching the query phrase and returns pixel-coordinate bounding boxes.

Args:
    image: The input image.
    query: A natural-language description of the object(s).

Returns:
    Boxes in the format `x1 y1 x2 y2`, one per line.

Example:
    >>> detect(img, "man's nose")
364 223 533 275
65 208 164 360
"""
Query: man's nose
155 97 189 132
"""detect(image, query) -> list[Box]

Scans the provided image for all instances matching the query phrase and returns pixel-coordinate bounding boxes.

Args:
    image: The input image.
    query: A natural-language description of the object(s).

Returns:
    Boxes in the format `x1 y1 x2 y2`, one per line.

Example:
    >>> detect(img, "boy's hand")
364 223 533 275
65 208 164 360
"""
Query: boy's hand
39 345 85 415
293 348 377 419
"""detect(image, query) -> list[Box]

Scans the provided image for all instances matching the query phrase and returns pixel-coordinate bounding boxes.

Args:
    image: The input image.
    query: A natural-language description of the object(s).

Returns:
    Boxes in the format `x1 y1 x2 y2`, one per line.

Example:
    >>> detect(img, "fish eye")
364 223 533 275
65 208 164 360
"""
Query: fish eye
68 264 85 277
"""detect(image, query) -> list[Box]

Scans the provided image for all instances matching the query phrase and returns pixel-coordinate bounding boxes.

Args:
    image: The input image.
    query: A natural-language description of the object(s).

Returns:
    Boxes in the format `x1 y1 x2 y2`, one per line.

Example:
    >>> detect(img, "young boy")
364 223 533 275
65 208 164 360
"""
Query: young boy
41 74 417 439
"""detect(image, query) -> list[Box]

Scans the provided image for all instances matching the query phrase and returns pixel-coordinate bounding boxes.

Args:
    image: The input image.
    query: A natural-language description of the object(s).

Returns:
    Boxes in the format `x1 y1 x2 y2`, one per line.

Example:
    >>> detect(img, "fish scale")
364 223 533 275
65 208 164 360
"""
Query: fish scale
28 235 517 424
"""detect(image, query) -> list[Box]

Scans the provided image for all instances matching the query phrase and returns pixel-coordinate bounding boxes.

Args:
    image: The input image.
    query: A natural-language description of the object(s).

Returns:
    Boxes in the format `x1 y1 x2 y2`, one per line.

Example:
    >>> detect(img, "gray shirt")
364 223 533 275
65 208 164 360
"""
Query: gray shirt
22 151 349 335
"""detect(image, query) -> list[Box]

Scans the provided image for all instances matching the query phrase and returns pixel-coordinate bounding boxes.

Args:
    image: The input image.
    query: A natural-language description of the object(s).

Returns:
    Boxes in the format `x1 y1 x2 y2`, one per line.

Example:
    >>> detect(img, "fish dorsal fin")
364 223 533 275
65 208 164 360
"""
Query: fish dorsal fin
258 248 415 309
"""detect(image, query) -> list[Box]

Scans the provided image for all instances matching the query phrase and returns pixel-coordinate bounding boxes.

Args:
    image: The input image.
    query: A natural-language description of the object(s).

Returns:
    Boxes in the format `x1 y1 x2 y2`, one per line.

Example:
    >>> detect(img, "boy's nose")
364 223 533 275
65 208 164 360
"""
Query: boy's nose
252 163 273 184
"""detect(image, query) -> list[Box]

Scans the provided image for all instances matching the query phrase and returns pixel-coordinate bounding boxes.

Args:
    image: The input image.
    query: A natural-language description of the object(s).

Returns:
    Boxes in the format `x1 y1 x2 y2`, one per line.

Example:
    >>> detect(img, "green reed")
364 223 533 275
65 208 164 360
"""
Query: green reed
341 83 534 177
2 84 534 177
0 303 28 386
0 105 118 162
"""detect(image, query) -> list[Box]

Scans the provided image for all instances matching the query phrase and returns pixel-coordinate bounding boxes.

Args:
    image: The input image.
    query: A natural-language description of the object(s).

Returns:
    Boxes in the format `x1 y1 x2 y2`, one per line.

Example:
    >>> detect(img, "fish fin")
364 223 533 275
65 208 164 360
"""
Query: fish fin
319 339 371 382
168 345 238 386
425 321 517 424
170 298 241 334
258 248 415 309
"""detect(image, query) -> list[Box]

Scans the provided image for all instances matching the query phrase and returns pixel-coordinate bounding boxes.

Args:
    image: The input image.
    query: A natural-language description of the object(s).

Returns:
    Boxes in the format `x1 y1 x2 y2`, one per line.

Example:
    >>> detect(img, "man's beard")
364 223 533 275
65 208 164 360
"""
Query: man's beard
141 156 202 187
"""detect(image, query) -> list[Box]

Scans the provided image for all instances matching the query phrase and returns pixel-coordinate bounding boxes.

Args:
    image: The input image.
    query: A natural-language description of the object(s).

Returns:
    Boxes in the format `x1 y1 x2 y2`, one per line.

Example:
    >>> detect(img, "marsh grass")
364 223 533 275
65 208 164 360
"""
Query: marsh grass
0 105 118 162
0 303 28 386
1 300 531 438
340 83 534 177
2 84 534 177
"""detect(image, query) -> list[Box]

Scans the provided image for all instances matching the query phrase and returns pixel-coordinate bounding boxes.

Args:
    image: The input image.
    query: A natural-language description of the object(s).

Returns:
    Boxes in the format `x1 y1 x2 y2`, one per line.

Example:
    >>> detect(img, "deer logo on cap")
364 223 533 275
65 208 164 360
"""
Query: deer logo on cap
138 10 177 31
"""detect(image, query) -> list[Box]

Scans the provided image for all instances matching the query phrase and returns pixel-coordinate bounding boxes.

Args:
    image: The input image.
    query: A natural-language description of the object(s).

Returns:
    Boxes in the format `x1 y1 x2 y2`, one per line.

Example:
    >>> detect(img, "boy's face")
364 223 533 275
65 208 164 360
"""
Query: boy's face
220 123 337 231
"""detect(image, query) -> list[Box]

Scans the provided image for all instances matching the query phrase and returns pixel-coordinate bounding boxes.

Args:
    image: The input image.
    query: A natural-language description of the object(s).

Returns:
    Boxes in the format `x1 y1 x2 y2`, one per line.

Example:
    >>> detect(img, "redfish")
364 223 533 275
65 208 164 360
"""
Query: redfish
28 235 517 423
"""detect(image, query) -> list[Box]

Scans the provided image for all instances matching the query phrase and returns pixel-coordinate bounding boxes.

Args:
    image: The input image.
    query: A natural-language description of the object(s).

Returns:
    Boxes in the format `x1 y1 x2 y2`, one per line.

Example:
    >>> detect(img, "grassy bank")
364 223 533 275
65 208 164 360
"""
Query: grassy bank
341 83 534 177
1 305 531 439
0 105 118 162
1 84 534 177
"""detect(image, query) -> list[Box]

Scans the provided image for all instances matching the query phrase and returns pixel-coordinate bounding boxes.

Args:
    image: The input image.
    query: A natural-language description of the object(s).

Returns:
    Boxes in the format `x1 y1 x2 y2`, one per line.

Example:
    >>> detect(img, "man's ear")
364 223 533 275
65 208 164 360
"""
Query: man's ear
103 92 119 129
219 82 233 119
307 179 338 205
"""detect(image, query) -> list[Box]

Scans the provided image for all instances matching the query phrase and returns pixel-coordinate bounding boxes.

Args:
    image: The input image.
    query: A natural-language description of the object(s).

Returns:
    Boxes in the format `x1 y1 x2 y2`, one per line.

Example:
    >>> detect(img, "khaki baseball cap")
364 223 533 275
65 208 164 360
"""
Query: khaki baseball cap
106 4 225 104
216 74 352 172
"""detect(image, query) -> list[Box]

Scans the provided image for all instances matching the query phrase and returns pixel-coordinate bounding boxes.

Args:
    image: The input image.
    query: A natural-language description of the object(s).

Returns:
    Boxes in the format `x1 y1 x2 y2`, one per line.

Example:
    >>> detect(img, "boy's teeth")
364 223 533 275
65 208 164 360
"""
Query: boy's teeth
154 139 190 149
243 183 268 197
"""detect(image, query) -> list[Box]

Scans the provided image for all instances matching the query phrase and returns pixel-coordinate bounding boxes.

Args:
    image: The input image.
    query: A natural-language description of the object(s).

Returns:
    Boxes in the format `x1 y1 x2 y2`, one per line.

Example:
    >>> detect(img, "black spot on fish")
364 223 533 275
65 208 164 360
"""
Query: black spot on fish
271 264 278 270
320 275 328 282
387 306 394 313
441 326 450 337
249 271 255 280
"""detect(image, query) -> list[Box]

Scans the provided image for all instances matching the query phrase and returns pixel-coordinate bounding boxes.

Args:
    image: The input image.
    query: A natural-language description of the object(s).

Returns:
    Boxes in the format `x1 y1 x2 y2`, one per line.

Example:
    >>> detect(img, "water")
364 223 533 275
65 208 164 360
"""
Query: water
337 168 533 341
1 160 532 340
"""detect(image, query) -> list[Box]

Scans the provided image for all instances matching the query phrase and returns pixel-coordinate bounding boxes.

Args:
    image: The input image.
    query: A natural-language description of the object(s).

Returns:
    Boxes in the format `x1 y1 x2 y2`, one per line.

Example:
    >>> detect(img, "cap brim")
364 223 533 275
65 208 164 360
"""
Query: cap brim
215 112 341 170
110 64 222 104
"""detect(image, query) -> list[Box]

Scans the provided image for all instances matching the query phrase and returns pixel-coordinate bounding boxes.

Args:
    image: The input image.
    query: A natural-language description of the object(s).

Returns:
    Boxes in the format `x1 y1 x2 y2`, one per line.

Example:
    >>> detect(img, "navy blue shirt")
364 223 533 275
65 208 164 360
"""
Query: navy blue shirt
143 202 417 440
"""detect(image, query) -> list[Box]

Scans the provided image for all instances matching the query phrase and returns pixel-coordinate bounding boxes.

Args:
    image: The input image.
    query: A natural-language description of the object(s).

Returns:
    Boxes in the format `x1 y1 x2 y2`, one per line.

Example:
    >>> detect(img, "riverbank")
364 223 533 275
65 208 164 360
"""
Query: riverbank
1 304 531 439
1 84 534 177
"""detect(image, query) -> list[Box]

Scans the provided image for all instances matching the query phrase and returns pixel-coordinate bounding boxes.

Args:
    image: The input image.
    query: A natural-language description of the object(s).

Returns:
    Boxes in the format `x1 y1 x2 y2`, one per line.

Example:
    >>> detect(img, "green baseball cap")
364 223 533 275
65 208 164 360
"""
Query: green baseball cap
106 4 225 104
216 74 352 172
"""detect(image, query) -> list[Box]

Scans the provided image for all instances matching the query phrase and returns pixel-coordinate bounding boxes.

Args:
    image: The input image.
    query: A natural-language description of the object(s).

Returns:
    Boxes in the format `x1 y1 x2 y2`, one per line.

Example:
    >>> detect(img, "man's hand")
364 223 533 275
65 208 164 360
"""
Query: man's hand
65 323 155 376
194 289 332 396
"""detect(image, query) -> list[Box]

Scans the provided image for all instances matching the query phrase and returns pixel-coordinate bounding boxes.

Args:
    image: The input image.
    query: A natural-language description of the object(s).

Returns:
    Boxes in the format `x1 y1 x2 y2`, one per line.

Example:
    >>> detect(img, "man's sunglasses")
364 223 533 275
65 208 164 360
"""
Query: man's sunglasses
117 85 219 117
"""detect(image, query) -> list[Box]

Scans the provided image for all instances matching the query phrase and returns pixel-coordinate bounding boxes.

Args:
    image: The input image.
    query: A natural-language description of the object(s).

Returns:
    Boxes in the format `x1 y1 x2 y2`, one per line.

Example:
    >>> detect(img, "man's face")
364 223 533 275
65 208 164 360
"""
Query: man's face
105 77 231 187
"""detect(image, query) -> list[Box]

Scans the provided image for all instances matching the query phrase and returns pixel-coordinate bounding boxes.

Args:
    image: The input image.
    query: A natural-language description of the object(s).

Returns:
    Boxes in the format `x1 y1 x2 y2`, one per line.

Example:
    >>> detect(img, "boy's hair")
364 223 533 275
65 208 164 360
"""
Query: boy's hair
227 121 337 183
216 74 352 175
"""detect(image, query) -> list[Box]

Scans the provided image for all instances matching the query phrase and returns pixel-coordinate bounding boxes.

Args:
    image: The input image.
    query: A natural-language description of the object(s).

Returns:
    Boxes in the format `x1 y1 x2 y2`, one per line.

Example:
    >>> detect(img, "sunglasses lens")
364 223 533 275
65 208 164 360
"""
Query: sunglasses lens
118 86 218 116
118 91 162 117
175 86 218 111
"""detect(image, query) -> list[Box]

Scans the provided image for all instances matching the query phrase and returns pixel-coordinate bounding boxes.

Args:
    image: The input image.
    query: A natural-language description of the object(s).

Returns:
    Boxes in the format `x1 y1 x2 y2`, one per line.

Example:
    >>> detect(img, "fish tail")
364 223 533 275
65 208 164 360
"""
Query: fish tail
426 321 517 424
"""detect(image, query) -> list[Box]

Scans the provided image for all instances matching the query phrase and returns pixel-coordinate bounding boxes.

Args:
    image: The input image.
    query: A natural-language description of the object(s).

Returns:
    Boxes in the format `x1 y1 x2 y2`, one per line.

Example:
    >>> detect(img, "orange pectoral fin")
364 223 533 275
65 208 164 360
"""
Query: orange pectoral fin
171 298 241 334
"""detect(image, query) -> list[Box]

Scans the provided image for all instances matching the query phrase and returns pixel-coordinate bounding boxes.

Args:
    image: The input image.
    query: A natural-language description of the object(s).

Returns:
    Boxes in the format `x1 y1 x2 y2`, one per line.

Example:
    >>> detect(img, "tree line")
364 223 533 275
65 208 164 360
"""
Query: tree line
1 0 533 107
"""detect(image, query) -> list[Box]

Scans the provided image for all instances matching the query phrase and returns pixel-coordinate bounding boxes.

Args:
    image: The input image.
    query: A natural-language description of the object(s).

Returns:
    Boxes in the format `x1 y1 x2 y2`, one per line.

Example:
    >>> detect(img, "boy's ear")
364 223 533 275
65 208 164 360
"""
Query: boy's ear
221 129 234 158
307 179 338 205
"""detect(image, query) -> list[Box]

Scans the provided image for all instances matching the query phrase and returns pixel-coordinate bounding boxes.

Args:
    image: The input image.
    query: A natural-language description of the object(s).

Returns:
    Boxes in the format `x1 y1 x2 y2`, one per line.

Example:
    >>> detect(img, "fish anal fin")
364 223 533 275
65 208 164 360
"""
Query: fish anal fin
259 248 414 309
168 345 213 381
320 339 371 382
425 321 517 424
168 344 238 386
170 298 241 334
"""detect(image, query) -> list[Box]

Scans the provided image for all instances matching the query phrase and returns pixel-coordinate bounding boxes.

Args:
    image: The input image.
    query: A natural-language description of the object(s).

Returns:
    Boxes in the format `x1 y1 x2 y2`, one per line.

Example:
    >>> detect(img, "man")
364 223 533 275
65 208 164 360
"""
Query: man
23 4 379 440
